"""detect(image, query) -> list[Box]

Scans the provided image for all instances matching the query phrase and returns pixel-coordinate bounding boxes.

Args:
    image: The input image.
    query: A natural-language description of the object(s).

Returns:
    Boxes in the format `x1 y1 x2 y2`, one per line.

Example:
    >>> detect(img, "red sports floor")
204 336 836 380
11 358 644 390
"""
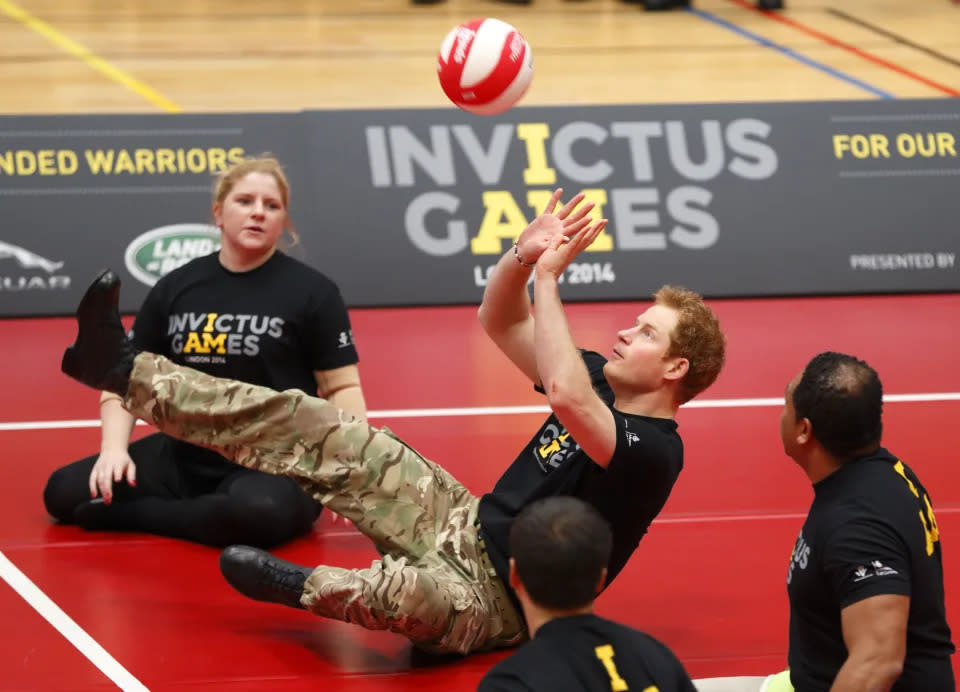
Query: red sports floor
1 294 959 691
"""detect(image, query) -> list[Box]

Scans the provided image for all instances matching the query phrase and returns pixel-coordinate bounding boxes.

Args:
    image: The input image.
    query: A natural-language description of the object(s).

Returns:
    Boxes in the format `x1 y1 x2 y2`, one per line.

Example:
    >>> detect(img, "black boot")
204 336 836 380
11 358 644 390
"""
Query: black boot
61 270 137 396
219 545 311 610
757 0 783 8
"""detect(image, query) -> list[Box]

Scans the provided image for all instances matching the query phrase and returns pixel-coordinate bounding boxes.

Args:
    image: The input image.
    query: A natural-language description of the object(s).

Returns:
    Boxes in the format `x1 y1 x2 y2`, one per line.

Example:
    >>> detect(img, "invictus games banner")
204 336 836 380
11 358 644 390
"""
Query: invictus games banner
0 99 958 317
304 99 959 307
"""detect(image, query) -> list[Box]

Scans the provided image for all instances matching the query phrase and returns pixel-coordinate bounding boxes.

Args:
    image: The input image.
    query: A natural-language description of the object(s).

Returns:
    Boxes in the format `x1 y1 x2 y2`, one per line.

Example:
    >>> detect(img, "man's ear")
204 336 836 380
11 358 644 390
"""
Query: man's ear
797 417 812 445
595 567 607 596
663 357 689 382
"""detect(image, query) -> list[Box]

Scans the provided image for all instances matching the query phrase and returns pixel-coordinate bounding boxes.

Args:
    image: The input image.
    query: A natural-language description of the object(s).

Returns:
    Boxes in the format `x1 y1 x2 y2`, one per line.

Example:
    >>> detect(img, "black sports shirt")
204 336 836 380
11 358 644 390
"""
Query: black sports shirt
786 448 955 691
478 614 697 692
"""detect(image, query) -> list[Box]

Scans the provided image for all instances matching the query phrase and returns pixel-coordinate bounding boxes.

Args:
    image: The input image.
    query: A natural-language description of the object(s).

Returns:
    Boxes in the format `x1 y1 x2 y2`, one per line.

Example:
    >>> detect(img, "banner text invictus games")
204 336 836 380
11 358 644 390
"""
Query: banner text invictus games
365 119 778 258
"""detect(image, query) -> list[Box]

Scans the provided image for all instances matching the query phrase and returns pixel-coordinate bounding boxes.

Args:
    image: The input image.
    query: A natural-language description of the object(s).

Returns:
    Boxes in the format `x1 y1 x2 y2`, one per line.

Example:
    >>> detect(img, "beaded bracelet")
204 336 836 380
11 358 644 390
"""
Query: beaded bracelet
513 243 535 268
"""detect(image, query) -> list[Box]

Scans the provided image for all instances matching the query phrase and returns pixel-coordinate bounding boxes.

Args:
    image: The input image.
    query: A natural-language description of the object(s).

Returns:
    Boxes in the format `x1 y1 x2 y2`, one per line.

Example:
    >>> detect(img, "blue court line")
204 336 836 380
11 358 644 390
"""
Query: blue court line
687 6 895 100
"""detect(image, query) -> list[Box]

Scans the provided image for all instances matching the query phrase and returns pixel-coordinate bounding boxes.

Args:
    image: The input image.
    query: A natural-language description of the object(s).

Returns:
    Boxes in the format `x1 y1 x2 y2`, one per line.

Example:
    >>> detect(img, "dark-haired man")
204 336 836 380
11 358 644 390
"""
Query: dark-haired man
696 351 955 692
479 496 696 691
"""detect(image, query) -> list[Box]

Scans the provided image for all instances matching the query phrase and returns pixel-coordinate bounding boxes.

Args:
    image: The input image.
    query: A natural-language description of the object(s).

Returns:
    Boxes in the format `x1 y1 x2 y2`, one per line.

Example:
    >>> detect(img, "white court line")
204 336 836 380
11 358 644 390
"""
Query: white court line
0 551 150 691
1 392 959 432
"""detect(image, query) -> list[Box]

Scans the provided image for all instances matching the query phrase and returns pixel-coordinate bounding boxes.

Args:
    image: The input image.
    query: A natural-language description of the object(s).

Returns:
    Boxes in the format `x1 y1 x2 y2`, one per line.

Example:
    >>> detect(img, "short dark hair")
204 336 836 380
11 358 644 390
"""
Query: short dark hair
793 351 883 460
509 497 613 610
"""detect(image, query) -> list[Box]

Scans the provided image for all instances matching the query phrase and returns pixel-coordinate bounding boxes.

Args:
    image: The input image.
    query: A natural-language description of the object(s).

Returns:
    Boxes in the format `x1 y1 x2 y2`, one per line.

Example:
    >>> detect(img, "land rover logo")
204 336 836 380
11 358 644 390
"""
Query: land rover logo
124 224 221 286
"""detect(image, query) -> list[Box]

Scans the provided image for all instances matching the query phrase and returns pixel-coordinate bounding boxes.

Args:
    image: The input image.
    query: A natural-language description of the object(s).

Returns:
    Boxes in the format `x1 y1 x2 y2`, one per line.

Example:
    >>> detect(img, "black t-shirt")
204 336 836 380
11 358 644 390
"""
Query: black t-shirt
786 448 955 691
129 251 359 471
478 614 697 692
477 351 684 605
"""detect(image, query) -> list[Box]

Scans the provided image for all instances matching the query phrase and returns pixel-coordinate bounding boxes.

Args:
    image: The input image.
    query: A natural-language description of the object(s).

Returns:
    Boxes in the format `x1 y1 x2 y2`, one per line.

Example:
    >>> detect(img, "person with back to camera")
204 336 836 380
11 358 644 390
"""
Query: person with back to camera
44 155 368 549
478 495 698 692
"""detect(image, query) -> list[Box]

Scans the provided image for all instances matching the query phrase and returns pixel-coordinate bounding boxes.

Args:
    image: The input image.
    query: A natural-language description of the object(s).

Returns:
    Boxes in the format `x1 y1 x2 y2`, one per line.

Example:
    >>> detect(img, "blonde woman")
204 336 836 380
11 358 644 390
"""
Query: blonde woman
44 156 366 548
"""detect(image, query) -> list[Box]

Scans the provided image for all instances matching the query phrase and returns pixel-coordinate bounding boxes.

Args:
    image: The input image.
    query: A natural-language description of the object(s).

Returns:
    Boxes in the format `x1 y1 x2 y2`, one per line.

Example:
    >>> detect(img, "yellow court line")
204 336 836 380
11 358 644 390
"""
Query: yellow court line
0 0 182 112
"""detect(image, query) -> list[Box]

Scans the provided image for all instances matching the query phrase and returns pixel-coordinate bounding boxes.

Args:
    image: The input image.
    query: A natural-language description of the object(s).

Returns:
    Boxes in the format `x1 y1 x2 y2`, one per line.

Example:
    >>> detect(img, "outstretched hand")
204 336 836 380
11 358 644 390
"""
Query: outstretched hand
535 217 609 280
514 189 597 266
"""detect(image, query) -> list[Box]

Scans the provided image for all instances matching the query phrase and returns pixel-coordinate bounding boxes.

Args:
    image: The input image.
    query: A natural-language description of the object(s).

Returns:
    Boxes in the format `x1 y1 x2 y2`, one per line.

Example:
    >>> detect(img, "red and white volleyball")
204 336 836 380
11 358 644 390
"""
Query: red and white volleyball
437 18 533 116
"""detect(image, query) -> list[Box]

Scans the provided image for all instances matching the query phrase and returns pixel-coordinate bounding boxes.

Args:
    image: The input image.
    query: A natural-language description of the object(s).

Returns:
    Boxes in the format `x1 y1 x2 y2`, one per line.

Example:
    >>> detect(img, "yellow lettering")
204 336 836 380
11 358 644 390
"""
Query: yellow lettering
114 149 136 174
0 149 79 175
16 150 36 175
183 332 206 354
228 147 246 165
893 460 940 556
936 132 956 157
916 133 937 157
539 433 569 458
156 148 177 174
922 494 940 556
893 461 918 497
539 440 560 458
470 191 529 254
135 148 156 174
850 135 870 158
594 644 629 691
834 134 892 159
86 149 115 174
186 148 206 173
516 123 555 186
208 147 227 172
203 313 218 332
869 134 890 158
37 150 56 175
201 333 227 354
58 150 78 174
833 134 851 159
896 133 916 158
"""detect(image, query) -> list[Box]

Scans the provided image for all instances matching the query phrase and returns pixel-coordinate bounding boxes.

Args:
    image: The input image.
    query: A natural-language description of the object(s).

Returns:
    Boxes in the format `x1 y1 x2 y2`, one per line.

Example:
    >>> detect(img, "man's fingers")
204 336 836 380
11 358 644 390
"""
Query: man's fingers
547 231 568 251
556 192 586 220
561 221 608 257
585 221 608 248
565 216 592 238
543 188 563 215
564 201 595 228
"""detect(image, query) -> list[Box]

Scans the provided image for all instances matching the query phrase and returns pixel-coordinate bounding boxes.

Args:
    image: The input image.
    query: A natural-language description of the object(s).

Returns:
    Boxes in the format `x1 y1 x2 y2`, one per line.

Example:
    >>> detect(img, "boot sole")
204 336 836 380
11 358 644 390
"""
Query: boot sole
60 269 121 381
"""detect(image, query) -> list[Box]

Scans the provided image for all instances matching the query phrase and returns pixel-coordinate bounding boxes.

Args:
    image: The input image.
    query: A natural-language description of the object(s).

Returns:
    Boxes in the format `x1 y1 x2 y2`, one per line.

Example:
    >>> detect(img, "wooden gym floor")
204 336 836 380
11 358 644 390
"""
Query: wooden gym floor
0 0 957 114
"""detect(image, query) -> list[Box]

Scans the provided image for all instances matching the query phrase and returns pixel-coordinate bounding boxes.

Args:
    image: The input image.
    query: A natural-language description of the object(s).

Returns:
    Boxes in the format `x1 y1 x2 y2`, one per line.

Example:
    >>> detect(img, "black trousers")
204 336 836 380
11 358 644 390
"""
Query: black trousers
43 433 322 548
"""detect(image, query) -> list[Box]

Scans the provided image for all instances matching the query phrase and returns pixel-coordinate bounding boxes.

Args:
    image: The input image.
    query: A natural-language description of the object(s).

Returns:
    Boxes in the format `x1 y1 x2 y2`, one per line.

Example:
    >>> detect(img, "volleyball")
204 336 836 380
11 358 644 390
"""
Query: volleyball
437 18 533 116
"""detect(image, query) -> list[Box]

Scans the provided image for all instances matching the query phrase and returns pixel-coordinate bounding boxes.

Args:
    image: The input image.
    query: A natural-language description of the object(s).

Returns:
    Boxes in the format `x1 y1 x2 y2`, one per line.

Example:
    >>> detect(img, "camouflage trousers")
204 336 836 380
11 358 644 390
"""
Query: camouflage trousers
123 353 525 655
